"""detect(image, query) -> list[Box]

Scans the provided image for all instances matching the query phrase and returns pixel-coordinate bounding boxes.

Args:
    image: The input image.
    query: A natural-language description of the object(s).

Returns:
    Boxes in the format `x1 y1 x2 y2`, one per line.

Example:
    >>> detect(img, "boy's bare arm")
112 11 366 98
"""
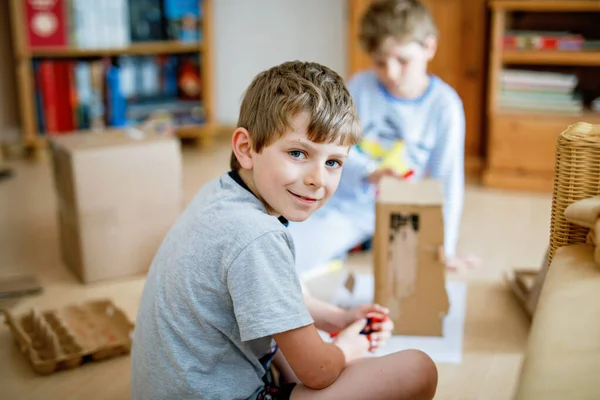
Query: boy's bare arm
303 293 348 332
273 324 345 390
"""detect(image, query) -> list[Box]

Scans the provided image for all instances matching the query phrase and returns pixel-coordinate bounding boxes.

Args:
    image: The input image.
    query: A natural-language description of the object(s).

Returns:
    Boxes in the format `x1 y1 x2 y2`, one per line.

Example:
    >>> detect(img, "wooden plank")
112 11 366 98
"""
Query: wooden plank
502 50 600 66
487 8 505 116
460 0 488 163
27 41 203 59
202 0 214 126
347 0 374 77
465 155 484 174
8 0 37 147
490 0 600 12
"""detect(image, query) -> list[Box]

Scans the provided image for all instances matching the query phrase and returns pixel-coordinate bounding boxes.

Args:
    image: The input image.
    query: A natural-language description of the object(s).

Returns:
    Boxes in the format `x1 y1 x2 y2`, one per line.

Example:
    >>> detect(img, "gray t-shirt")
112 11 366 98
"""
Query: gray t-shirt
131 172 313 400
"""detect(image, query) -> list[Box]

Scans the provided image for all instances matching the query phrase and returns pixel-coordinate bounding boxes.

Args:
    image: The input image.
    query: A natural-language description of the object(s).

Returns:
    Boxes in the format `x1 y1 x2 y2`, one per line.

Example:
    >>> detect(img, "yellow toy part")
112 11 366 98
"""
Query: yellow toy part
358 140 414 179
380 141 414 179
359 139 388 159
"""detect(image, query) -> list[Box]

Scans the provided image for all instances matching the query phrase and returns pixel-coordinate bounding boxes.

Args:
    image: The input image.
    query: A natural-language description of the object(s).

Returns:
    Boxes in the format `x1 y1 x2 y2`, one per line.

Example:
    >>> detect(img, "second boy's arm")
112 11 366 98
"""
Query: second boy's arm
427 98 466 258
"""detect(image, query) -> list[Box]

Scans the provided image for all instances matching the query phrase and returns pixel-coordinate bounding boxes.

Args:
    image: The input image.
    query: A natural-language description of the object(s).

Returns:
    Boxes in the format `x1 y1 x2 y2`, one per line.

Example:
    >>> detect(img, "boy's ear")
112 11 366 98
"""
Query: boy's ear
423 35 438 61
232 127 254 169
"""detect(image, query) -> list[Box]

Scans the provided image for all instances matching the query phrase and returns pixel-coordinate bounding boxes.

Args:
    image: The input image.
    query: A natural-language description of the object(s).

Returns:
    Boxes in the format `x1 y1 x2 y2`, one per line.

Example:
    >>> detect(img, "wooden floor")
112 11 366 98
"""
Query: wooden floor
0 139 551 399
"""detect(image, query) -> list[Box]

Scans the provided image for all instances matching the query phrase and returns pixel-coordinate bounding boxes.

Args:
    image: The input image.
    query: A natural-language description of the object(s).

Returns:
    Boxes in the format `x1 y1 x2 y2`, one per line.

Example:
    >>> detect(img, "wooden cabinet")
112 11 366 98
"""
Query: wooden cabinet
347 0 489 174
483 0 600 192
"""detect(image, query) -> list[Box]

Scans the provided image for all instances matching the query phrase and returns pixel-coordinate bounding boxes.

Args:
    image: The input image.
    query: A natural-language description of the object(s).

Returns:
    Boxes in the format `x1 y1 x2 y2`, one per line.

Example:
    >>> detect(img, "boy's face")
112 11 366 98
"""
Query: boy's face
371 36 437 96
245 113 350 222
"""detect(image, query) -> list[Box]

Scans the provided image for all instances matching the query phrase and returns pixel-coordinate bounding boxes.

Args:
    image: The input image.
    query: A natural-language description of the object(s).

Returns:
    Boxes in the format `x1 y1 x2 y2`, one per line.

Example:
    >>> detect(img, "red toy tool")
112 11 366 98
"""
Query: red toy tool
329 315 388 339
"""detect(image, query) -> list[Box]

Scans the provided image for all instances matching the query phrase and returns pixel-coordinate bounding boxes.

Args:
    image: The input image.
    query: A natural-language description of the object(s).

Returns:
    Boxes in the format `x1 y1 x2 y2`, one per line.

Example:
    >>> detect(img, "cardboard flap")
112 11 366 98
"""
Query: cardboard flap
50 129 174 152
378 177 444 206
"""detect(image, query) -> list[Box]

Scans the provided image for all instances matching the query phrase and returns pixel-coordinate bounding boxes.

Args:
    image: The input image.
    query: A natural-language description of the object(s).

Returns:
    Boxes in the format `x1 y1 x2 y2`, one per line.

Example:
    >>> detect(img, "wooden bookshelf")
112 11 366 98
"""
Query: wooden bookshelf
483 0 600 192
502 50 600 66
25 41 204 59
8 0 215 150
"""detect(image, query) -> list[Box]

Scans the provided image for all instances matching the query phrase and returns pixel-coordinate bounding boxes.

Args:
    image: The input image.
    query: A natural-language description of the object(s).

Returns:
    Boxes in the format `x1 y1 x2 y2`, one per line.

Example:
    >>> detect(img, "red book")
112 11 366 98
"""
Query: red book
25 0 68 48
54 61 75 133
38 60 58 134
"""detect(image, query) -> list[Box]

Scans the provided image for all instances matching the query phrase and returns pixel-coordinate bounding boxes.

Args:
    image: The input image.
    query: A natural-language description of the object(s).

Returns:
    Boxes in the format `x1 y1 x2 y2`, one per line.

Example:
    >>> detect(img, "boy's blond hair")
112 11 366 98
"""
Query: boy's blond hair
231 61 362 170
359 0 438 53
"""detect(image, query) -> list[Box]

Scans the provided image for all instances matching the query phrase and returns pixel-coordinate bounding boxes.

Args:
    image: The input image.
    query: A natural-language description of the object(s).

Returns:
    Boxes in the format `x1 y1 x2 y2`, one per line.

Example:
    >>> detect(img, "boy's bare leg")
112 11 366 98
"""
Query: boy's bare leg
290 350 437 400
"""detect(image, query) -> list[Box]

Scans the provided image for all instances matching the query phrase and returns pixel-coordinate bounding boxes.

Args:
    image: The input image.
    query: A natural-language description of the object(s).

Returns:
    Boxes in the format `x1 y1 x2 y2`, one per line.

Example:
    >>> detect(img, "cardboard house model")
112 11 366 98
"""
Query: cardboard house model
373 177 450 337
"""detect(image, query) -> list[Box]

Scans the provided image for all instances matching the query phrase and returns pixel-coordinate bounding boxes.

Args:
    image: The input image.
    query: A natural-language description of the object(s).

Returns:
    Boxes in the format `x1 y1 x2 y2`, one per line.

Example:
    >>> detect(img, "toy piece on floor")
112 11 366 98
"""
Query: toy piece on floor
507 195 600 319
358 140 414 179
0 166 13 181
3 299 134 375
0 274 42 300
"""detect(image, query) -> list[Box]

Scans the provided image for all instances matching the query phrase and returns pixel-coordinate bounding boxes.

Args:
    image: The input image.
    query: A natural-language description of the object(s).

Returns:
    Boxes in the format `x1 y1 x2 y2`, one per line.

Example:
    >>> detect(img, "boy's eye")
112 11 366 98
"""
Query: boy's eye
289 150 306 159
325 159 342 168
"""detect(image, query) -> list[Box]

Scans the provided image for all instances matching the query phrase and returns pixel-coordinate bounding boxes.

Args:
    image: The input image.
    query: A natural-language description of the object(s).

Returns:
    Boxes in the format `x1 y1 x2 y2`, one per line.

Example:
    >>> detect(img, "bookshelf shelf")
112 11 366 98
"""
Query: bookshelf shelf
496 109 600 120
27 41 203 59
491 0 600 12
502 50 600 66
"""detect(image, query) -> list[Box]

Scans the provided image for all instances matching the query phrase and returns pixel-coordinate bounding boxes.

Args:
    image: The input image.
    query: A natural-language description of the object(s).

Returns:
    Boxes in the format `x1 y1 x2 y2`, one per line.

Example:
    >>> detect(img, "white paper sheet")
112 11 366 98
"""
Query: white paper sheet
328 274 467 364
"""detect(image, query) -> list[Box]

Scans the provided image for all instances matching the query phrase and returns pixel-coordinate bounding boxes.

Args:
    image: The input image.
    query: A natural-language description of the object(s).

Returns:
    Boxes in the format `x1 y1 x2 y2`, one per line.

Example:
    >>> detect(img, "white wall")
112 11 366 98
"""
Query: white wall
213 0 348 124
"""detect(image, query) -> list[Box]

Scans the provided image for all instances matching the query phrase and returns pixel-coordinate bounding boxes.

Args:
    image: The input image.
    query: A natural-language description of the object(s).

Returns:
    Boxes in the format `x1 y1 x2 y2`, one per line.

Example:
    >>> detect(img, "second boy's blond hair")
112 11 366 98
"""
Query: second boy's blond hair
359 0 438 53
231 61 362 170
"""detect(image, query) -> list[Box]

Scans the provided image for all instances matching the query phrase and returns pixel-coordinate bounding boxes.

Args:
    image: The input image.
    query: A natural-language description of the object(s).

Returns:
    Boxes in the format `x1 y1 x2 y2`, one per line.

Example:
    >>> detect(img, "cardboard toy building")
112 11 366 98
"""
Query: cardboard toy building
373 177 450 336
50 129 183 283
4 299 134 375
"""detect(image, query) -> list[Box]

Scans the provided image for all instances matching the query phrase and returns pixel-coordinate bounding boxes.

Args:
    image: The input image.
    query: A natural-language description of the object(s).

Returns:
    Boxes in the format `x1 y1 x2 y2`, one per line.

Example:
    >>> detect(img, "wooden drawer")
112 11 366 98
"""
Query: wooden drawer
486 113 600 173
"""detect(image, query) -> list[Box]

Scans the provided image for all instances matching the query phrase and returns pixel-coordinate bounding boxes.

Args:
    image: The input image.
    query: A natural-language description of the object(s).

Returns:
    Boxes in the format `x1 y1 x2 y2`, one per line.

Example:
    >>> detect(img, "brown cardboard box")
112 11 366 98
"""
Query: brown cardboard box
50 129 183 283
373 177 450 336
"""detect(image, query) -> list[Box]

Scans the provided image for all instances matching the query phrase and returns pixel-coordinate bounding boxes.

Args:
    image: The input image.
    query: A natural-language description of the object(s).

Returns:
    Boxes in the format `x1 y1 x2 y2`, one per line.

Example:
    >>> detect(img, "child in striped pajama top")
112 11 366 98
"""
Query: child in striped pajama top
288 0 480 275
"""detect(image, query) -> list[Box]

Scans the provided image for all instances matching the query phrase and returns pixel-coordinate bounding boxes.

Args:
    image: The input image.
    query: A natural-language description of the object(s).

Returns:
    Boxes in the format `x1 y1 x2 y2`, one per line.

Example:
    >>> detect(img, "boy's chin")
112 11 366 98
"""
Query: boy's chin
283 214 311 223
281 209 317 223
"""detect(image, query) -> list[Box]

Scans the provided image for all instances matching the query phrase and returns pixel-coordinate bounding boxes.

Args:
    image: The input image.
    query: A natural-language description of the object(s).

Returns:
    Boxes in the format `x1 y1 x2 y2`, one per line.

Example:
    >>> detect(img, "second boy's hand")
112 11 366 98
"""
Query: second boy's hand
367 167 403 184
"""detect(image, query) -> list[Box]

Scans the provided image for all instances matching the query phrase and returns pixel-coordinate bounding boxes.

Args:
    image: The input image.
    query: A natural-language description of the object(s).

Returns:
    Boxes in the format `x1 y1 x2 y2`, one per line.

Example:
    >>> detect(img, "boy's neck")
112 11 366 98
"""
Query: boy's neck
387 74 430 100
237 168 259 197
236 168 280 217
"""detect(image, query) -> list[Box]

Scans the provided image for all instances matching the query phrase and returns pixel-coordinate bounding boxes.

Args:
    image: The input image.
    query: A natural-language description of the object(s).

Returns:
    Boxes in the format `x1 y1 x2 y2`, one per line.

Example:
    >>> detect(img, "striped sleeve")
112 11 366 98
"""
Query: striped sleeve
427 94 465 258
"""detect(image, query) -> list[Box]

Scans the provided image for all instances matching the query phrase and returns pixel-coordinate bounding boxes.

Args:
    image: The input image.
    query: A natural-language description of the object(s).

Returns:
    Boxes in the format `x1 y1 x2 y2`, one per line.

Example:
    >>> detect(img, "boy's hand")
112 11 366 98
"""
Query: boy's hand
367 167 402 184
366 316 394 353
345 305 394 353
332 318 371 363
342 304 389 329
440 250 482 271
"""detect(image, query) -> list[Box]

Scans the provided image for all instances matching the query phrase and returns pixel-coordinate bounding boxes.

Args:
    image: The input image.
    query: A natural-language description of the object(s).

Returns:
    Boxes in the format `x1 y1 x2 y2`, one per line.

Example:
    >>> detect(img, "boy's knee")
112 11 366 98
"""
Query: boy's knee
403 349 438 400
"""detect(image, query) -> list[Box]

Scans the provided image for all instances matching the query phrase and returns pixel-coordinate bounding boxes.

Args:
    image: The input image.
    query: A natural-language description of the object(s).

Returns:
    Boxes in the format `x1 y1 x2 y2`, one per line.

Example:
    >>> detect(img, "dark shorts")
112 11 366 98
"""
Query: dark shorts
256 382 296 400
256 344 296 399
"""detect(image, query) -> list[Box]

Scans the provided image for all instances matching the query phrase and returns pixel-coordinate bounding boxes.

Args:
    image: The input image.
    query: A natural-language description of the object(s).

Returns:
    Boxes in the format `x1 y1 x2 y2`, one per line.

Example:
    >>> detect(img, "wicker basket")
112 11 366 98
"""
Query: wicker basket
549 122 600 265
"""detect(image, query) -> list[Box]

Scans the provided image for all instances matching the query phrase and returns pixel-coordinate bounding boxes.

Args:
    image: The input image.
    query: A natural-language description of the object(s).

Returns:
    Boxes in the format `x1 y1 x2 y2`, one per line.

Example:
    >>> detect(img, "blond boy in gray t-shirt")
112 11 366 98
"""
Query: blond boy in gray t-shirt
131 61 438 400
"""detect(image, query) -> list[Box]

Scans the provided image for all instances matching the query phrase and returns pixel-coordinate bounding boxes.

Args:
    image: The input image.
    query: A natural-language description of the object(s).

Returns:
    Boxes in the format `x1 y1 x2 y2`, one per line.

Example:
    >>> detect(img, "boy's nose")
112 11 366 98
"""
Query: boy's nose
305 165 326 188
385 61 401 81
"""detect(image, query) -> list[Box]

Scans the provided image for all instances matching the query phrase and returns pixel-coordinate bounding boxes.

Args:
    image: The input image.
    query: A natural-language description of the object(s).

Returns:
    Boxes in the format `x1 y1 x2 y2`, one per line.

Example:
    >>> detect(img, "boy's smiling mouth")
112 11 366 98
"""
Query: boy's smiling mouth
288 190 319 204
